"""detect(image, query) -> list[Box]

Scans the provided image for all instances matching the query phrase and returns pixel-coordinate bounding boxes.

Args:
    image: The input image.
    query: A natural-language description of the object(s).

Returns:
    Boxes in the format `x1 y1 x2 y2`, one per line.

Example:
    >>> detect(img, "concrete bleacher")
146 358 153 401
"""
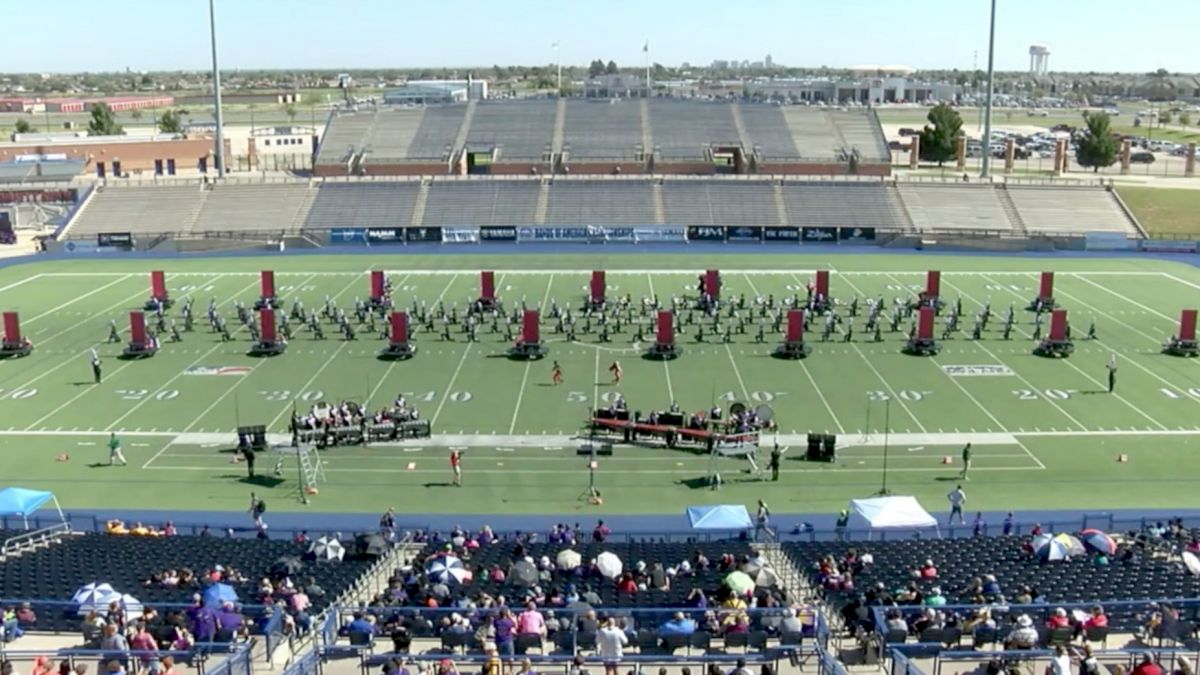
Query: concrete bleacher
316 111 375 166
1007 187 1139 236
466 100 555 160
739 105 801 159
68 185 205 236
190 183 314 233
779 109 842 160
303 182 420 230
782 183 907 230
401 106 466 161
544 180 656 225
649 101 739 159
831 110 890 161
898 184 1015 233
422 180 539 226
563 99 643 160
661 180 779 226
362 109 424 161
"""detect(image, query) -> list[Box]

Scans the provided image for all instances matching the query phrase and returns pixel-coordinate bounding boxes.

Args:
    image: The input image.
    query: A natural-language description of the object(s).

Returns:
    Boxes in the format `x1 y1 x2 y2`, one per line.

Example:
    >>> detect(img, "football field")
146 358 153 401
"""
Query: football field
1 252 1199 516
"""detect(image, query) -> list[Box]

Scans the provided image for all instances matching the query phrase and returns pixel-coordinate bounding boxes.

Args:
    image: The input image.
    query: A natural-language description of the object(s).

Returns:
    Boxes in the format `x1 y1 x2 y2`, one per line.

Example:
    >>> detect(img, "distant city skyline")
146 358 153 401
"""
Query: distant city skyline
4 0 1198 75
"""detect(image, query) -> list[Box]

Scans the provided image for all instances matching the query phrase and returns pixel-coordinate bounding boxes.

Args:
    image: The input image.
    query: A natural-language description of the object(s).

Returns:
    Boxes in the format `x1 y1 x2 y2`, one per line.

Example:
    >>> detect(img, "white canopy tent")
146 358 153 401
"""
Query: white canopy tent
850 496 940 537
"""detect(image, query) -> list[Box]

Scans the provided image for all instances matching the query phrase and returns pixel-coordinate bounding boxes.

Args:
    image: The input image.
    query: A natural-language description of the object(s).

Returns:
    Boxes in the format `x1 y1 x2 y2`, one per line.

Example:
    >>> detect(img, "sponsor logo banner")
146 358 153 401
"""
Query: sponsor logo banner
1085 232 1137 251
687 226 725 242
726 226 763 242
63 240 99 253
329 228 366 244
406 226 442 243
763 226 800 242
479 226 517 242
365 227 404 244
519 227 591 242
1140 239 1198 253
802 226 838 242
441 227 479 244
839 226 876 242
184 365 253 376
940 364 1015 377
97 232 134 249
635 227 686 243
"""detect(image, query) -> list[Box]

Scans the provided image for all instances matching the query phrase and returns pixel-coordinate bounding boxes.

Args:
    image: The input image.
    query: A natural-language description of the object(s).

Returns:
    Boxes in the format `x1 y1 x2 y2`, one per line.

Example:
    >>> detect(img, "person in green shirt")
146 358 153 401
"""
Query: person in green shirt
959 443 972 480
108 433 127 466
835 509 850 541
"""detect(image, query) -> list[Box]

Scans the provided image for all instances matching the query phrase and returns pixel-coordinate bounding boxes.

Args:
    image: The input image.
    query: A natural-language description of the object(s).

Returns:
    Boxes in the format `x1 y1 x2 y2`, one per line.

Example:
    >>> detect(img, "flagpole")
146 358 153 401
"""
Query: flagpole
554 41 562 94
644 40 651 97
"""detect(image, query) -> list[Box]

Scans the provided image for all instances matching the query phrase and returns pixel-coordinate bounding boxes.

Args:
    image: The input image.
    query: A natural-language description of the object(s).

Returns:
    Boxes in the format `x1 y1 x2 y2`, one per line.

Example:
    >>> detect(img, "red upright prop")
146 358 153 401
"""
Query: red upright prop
261 270 276 298
815 270 830 298
150 270 167 300
1180 309 1197 342
917 307 935 340
704 270 720 300
481 271 496 301
1039 272 1055 301
786 309 805 343
590 270 606 304
656 310 674 345
925 270 941 299
370 270 385 301
129 312 148 345
260 309 278 343
1048 309 1068 341
390 312 409 345
2 312 19 344
522 310 540 344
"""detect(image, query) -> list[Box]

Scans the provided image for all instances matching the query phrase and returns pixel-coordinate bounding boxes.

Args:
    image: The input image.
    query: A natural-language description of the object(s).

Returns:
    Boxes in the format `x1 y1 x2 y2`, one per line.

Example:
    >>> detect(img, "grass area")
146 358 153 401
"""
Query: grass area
1111 126 1200 144
1116 187 1200 236
1 254 1200 516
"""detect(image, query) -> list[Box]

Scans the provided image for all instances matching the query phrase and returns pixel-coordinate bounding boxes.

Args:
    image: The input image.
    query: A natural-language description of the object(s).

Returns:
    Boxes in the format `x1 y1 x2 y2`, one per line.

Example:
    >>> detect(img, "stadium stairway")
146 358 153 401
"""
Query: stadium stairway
889 183 918 233
640 99 654 166
452 100 479 157
730 102 753 154
534 181 550 225
651 181 666 224
409 179 431 228
772 183 789 226
996 184 1030 236
552 98 567 156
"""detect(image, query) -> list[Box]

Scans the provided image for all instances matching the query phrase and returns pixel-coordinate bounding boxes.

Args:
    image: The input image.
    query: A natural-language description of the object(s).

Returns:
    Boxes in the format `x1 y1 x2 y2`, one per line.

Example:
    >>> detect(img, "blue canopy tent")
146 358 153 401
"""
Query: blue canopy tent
0 487 65 528
687 504 753 530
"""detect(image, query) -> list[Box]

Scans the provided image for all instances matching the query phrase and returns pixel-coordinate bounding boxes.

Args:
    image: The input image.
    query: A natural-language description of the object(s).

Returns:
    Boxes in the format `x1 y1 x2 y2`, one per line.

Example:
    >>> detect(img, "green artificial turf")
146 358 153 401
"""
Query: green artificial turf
1 253 1199 515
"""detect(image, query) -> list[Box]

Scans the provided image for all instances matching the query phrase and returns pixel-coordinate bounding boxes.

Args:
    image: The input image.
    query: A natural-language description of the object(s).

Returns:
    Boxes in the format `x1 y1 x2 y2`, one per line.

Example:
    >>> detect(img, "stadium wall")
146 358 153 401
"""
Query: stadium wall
0 138 230 177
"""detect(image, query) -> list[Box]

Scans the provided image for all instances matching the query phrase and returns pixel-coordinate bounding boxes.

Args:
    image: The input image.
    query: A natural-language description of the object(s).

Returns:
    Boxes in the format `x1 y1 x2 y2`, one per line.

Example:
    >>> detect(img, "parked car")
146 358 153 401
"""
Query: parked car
1130 151 1156 164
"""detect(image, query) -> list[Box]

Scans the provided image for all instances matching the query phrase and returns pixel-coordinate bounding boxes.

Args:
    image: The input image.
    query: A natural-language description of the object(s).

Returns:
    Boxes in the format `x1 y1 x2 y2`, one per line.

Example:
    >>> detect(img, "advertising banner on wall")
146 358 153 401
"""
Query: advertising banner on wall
635 227 686 243
839 227 876 242
726 226 763 242
687 226 726 242
441 227 479 244
405 227 443 243
801 226 838 243
763 226 801 243
96 232 134 250
329 228 366 244
365 227 404 244
479 226 518 242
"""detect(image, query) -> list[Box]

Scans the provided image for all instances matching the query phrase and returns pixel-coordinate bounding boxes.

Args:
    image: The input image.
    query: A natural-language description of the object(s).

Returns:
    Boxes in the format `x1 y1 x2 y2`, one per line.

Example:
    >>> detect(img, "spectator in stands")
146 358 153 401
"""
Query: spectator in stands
728 658 752 675
1002 512 1017 536
972 513 986 536
963 608 995 634
15 604 35 628
1006 615 1038 649
514 658 537 675
912 608 941 636
982 574 1002 598
494 607 516 658
781 608 806 635
129 623 158 674
104 661 124 675
1047 607 1071 629
482 644 501 675
170 626 192 652
1013 586 1034 604
592 520 611 542
1048 644 1072 675
577 609 599 634
1134 654 1164 675
345 611 377 636
616 573 638 594
567 655 588 675
917 559 938 579
437 658 459 675
104 600 126 630
659 612 696 636
649 562 670 592
686 588 708 608
517 602 546 638
596 618 628 675
98 624 129 656
884 609 907 633
1081 605 1108 637
924 587 947 607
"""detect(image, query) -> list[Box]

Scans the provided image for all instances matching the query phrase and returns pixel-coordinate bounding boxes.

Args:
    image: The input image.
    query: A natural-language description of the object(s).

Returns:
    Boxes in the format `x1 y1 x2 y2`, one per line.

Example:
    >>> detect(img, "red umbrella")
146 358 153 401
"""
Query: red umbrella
1080 528 1117 555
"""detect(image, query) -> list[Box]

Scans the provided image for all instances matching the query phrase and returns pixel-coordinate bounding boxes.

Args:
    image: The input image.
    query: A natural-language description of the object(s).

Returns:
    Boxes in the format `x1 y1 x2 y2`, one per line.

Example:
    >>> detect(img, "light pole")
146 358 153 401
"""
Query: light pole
980 0 997 178
553 41 562 94
208 0 226 178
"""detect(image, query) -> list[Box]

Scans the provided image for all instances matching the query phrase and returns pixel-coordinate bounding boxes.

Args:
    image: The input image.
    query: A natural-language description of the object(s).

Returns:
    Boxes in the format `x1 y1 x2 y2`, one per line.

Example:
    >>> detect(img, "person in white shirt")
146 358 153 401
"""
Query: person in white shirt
1048 644 1073 675
596 618 628 675
947 486 966 525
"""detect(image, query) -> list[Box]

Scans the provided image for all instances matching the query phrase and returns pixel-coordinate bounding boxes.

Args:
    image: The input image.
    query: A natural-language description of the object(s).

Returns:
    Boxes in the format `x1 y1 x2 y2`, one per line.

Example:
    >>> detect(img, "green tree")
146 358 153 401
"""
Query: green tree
1158 109 1172 126
14 119 34 134
1074 111 1119 173
1180 112 1192 128
157 109 182 134
87 102 123 136
605 60 618 75
130 108 143 121
284 103 298 123
917 103 963 166
140 74 153 87
588 59 605 77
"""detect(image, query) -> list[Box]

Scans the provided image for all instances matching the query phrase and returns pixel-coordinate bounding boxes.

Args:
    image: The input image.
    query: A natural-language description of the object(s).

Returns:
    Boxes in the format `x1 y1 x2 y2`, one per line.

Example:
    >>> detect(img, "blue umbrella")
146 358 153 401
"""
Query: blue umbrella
1036 533 1084 562
1080 529 1117 555
427 555 469 585
203 582 239 607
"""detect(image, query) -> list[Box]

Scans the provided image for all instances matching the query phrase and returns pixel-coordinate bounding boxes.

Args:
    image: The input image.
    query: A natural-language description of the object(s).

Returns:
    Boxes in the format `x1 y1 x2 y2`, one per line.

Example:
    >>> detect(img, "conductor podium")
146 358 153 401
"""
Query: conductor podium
585 270 606 311
903 307 940 356
1028 272 1056 311
248 308 288 357
1034 309 1074 358
143 270 173 311
120 311 159 359
0 312 32 358
645 310 681 360
379 311 416 360
1164 309 1198 357
507 310 548 359
773 309 811 359
254 270 277 310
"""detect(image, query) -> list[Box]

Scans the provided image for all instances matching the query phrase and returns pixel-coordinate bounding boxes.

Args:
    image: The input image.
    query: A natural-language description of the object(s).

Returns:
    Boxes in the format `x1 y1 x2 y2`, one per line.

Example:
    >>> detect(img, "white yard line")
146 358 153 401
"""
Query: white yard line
23 360 140 430
265 342 351 430
430 344 473 427
508 274 556 434
1013 437 1047 470
820 273 926 432
139 438 178 470
972 274 1169 430
646 272 675 401
104 276 271 432
141 463 1041 475
33 269 1171 278
1072 273 1179 324
361 273 419 408
24 275 134 323
723 343 751 402
0 273 42 293
592 347 601 411
1164 273 1200 293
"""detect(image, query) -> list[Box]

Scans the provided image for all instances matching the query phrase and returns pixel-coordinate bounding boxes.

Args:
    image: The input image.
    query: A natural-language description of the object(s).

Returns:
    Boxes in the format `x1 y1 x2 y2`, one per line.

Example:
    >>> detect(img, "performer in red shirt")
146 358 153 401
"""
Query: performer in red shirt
450 449 462 487
551 360 563 385
608 360 622 384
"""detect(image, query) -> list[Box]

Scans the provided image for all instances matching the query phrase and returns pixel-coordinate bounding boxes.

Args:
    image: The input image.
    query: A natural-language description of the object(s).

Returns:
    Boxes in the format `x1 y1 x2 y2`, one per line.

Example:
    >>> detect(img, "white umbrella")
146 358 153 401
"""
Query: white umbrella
427 556 471 585
556 549 582 570
596 551 623 579
73 582 121 616
119 593 144 620
754 567 779 588
309 536 345 562
1184 552 1200 577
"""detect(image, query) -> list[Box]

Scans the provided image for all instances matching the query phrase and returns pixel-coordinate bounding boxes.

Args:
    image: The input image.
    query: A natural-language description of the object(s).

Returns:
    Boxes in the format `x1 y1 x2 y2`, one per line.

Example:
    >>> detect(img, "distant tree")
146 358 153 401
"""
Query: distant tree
284 103 298 123
157 109 182 134
605 60 618 75
130 108 143 121
588 59 605 77
1075 111 1119 173
13 119 34 134
918 103 963 167
1180 112 1192 128
1158 109 1172 126
87 102 123 136
140 74 153 86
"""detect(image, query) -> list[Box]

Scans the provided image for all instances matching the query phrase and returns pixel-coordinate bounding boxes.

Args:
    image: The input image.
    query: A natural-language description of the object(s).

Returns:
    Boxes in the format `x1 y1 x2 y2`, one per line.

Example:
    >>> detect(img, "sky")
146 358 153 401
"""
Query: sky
8 0 1199 74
